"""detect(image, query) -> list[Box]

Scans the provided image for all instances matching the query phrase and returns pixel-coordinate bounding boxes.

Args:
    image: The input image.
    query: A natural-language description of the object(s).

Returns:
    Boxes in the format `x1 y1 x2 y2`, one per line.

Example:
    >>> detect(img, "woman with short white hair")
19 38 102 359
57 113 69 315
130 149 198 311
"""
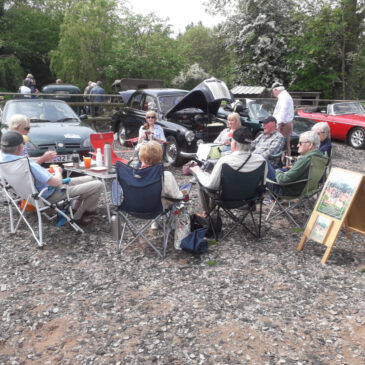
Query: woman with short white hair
8 114 57 164
312 122 332 157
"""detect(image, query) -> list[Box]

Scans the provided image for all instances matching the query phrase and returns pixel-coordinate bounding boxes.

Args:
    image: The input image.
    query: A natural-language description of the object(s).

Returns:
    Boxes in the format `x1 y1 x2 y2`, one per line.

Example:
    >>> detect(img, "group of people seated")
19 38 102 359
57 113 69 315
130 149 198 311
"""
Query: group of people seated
0 109 332 233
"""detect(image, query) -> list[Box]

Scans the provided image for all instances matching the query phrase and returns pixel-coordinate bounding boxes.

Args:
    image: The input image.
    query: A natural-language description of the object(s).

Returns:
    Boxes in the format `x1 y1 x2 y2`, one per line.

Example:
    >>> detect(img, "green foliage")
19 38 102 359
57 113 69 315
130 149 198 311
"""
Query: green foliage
106 13 184 87
176 25 235 85
50 0 118 89
0 4 61 88
0 55 24 91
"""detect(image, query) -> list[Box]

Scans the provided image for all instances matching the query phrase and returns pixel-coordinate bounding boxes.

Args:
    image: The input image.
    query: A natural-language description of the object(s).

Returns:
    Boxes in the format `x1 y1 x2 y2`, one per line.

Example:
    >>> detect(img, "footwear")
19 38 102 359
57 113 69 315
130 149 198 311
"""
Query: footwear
151 221 159 230
263 198 274 205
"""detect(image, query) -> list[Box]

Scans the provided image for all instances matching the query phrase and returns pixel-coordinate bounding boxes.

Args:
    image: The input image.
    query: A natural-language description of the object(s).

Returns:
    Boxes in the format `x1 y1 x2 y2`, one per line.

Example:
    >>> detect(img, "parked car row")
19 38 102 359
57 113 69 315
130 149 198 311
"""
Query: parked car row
2 78 363 168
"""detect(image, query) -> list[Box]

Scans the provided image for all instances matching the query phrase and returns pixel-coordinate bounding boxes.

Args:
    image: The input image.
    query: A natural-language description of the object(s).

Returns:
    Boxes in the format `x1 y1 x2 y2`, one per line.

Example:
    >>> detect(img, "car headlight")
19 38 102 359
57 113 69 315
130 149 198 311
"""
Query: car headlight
82 136 92 148
185 130 195 142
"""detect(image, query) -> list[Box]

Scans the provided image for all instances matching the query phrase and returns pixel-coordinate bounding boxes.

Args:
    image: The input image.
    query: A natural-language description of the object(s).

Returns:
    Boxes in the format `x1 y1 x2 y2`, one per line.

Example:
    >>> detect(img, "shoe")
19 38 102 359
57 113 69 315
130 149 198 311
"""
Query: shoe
151 221 159 230
263 198 274 205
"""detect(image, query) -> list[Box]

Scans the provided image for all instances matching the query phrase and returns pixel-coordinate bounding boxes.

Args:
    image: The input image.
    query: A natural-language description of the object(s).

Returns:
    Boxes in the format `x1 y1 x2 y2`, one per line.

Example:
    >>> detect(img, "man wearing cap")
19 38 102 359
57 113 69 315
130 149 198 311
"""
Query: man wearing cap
271 82 294 156
251 116 286 168
191 127 267 215
0 131 103 223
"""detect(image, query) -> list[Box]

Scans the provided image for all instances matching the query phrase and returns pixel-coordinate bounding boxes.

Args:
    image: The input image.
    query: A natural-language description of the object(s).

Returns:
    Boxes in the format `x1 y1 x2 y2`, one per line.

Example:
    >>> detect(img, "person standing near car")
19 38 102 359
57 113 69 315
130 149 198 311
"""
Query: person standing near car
271 82 294 156
90 81 106 116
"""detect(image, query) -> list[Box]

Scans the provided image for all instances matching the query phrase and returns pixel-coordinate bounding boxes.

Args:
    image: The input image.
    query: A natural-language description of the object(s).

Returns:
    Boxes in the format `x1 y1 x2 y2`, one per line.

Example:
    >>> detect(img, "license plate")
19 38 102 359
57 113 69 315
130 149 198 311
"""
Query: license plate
53 154 73 162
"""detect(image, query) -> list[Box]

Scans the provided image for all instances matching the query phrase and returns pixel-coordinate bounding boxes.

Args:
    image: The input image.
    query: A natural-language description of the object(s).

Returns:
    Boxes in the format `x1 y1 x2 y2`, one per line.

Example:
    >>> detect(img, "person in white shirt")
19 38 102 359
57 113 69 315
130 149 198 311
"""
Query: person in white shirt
191 127 267 215
272 82 294 155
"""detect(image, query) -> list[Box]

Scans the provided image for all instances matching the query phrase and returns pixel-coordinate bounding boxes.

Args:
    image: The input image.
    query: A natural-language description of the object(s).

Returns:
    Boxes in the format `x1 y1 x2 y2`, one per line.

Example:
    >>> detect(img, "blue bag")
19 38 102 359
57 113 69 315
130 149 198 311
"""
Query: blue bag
180 227 208 254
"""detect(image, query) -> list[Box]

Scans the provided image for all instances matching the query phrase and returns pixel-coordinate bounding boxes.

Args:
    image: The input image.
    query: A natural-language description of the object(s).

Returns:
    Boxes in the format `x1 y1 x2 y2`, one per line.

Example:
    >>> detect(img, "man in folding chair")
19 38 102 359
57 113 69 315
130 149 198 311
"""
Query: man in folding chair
191 127 267 217
251 116 286 168
265 131 327 226
0 131 103 224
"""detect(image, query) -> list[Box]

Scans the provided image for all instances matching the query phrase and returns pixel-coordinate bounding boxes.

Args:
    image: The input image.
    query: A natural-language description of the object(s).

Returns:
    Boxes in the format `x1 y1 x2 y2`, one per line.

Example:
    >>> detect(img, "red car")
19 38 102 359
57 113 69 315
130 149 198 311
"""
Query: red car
298 102 365 149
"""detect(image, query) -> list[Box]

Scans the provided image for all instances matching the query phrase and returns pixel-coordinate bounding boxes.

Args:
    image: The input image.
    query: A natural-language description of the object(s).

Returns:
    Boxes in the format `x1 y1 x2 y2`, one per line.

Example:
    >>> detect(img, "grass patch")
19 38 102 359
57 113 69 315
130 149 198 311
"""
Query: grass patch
207 260 217 266
291 227 304 233
208 239 218 245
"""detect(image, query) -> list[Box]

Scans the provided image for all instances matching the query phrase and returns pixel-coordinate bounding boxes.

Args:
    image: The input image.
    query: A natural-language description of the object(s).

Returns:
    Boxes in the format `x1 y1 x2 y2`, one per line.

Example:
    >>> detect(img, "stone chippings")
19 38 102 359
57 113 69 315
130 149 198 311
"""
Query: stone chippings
0 141 364 364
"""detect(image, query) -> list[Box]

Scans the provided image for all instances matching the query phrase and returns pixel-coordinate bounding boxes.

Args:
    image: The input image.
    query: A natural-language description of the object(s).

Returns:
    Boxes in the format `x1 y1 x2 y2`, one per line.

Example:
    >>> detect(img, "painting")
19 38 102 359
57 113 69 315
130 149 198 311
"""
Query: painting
317 169 362 220
309 215 333 244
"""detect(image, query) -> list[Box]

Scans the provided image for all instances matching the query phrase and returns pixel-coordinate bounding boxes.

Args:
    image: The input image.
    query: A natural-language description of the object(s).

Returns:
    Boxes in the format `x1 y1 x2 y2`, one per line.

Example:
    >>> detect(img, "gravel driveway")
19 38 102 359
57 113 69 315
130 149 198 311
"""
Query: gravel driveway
0 141 364 364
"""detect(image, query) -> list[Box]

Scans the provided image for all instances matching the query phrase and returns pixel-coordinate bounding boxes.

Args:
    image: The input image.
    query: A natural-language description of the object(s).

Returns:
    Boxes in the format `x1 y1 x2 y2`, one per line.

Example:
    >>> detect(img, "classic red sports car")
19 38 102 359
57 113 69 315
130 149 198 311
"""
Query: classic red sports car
298 102 365 149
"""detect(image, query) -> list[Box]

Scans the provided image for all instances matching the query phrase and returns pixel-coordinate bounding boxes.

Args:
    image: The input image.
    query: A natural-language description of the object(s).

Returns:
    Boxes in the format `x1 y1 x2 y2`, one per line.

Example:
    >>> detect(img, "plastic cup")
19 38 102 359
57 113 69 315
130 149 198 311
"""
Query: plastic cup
83 157 91 169
49 164 57 173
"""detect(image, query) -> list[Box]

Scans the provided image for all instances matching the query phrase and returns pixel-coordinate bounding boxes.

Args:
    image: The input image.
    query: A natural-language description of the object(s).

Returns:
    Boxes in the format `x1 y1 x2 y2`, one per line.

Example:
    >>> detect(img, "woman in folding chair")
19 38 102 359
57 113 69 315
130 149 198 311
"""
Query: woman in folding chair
139 141 184 229
130 110 167 167
9 114 58 164
0 131 103 224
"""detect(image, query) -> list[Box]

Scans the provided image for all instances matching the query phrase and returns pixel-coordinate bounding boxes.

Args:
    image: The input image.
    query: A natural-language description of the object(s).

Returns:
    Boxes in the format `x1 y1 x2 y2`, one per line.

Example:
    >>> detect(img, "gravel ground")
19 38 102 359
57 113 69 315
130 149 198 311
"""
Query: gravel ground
0 141 364 364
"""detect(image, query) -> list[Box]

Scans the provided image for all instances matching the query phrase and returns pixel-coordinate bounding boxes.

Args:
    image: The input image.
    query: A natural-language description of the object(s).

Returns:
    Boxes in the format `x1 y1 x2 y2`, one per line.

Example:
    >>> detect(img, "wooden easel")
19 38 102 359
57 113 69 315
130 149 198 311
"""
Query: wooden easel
298 168 365 264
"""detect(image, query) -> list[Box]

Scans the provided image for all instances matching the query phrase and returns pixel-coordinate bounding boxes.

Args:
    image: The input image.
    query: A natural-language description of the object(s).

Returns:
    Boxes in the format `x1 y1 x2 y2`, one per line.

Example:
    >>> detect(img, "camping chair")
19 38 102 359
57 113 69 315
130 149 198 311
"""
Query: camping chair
0 157 84 248
90 132 129 165
200 161 267 241
114 161 179 257
265 155 329 227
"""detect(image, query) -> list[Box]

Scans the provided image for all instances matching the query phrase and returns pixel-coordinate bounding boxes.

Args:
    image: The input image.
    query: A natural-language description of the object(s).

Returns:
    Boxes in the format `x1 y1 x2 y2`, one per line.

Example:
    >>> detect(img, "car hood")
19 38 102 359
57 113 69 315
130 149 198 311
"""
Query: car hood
27 122 94 144
166 78 233 118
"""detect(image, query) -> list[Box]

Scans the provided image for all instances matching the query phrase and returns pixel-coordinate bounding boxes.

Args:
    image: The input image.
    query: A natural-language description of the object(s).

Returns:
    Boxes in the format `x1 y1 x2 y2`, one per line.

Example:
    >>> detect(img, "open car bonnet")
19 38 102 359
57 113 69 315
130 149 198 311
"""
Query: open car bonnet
166 78 233 118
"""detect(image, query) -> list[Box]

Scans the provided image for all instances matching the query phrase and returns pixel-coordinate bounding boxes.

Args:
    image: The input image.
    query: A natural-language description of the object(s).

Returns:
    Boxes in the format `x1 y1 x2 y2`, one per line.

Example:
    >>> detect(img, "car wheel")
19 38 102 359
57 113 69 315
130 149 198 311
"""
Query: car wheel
165 135 184 166
348 127 365 149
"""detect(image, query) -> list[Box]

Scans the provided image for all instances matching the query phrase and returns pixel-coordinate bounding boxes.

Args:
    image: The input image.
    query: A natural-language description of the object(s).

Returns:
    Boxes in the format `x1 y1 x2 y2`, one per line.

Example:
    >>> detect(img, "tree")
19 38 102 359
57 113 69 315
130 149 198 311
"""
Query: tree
176 24 234 85
0 2 62 89
208 0 300 87
106 12 184 87
172 63 210 90
50 0 119 89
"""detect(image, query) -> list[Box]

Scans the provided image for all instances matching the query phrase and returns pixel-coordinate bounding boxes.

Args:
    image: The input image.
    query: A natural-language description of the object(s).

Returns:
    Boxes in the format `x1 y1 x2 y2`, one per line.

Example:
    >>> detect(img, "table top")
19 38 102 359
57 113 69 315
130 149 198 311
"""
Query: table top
64 165 116 179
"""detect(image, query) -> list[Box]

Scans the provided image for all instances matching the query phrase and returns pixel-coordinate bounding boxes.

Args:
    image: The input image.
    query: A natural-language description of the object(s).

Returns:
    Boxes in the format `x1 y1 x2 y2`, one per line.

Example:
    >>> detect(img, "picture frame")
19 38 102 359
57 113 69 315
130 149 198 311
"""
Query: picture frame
309 215 333 244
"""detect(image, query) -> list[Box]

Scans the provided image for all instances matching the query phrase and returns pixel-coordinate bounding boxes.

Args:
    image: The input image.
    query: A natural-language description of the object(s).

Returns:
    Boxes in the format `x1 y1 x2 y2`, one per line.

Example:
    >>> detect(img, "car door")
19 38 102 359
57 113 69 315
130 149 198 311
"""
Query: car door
123 92 146 137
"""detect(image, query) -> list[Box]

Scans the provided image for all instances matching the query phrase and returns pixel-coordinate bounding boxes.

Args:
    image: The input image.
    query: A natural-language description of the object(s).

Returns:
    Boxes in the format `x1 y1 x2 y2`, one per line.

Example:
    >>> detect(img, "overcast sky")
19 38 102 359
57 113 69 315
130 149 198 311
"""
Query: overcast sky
129 0 224 35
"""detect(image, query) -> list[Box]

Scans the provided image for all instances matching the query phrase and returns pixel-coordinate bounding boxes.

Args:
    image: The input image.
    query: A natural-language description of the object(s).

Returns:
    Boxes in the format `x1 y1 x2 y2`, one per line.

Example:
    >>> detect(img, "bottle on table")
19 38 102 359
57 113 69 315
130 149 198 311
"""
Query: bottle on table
104 142 112 171
72 150 80 168
96 148 103 167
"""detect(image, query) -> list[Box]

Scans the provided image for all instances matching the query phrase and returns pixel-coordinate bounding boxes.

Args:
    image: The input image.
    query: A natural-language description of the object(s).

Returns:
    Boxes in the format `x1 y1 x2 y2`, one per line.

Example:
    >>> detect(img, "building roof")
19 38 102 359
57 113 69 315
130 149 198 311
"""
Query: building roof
231 86 266 95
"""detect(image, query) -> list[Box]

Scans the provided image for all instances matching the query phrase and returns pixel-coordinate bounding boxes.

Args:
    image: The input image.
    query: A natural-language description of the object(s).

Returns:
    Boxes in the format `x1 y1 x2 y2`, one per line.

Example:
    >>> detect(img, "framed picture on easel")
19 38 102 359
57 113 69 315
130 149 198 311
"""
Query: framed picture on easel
309 215 333 244
298 168 365 264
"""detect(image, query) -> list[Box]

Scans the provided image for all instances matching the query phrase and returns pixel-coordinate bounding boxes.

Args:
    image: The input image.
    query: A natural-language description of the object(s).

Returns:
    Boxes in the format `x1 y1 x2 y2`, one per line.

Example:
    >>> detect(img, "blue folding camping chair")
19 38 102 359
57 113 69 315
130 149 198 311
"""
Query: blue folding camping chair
114 161 177 257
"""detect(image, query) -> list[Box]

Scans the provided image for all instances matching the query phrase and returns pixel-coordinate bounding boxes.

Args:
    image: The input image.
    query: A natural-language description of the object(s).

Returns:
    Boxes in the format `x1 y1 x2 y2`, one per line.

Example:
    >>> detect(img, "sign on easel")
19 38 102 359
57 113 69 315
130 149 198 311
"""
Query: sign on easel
298 168 365 264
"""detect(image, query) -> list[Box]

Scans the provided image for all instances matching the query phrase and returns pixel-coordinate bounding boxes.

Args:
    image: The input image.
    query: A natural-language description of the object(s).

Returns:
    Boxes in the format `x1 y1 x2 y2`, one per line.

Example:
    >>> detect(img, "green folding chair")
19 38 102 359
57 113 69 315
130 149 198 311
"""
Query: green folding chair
265 155 329 227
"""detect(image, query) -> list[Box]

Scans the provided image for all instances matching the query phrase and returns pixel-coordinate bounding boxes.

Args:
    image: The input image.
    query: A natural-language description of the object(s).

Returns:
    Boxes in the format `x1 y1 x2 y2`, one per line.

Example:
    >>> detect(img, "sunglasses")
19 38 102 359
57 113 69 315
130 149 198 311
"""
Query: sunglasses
146 116 156 120
298 141 310 146
24 127 31 131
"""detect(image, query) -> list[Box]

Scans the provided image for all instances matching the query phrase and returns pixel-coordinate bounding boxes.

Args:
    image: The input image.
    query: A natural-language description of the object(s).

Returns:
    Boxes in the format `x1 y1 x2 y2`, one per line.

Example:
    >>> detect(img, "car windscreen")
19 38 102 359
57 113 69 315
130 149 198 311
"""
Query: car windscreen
4 101 78 123
247 100 271 120
333 102 365 115
293 117 315 133
158 95 187 114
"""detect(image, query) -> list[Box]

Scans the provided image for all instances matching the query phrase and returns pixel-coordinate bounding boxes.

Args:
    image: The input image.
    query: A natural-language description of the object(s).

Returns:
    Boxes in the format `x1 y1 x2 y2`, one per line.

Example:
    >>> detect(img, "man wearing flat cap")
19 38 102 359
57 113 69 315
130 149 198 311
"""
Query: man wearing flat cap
251 116 286 168
271 82 294 156
191 127 267 215
0 131 103 223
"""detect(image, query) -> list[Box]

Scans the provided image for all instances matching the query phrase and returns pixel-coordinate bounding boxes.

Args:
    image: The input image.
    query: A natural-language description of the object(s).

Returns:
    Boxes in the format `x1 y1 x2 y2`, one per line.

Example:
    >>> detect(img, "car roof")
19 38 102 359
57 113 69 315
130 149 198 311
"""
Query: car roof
42 84 81 93
6 98 69 105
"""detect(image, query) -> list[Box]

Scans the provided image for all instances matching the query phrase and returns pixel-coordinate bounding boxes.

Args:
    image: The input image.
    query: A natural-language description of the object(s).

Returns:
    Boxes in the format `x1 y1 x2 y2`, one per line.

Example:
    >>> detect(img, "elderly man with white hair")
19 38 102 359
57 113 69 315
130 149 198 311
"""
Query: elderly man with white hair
271 82 294 156
312 122 332 157
266 130 324 196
